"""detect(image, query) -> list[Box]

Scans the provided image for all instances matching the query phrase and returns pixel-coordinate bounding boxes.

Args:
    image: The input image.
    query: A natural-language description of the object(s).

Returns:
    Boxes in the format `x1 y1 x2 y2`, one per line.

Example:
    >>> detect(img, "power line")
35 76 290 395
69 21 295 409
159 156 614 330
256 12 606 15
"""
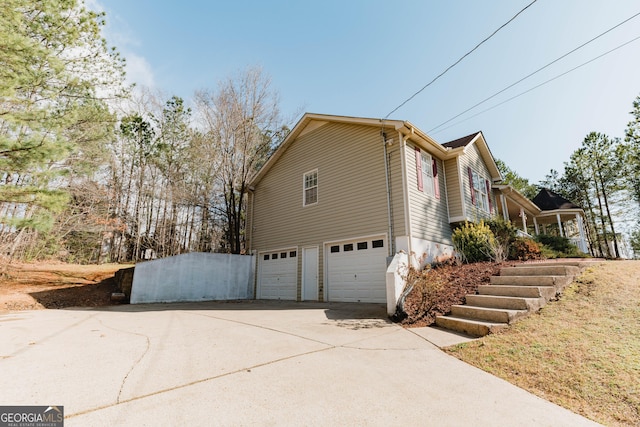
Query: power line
428 10 640 133
430 34 640 135
383 0 537 119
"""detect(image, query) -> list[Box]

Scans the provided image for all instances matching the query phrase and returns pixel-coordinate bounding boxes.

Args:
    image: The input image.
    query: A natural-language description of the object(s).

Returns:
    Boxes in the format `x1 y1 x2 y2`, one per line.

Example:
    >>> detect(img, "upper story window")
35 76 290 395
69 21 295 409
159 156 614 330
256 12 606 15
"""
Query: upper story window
303 170 318 206
468 167 492 213
414 148 440 199
420 153 435 197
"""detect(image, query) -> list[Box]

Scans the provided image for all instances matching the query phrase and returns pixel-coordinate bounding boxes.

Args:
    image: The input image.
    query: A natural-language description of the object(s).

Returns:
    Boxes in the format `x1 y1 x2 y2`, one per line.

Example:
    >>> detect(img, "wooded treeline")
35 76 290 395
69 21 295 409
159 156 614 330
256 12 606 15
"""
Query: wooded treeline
498 98 640 258
2 1 639 264
1 1 288 263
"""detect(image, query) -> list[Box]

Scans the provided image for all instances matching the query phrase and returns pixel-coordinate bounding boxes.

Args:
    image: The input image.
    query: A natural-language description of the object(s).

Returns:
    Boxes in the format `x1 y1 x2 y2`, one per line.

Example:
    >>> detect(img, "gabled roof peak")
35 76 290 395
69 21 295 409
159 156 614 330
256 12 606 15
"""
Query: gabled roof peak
442 132 482 149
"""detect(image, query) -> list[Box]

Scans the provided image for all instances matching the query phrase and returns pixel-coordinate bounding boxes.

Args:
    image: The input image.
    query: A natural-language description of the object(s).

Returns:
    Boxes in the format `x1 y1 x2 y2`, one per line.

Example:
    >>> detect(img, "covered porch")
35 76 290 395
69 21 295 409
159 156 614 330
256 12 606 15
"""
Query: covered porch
493 185 590 254
534 209 590 253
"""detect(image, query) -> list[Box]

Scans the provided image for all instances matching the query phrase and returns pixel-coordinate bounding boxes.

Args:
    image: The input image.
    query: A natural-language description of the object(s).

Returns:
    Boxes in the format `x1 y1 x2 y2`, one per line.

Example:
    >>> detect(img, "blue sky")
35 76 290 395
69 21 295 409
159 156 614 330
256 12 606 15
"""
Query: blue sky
96 0 640 184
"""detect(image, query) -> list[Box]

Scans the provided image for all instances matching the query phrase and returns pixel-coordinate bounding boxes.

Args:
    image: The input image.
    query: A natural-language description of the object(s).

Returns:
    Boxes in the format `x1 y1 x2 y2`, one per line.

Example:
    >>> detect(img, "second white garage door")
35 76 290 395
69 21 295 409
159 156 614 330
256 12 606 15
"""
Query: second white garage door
258 249 297 300
326 237 387 303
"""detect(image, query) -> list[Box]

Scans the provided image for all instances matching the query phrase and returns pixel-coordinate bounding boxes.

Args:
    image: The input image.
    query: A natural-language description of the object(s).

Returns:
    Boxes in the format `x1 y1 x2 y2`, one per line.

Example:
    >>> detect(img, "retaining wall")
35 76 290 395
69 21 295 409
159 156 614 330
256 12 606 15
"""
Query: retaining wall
130 252 255 304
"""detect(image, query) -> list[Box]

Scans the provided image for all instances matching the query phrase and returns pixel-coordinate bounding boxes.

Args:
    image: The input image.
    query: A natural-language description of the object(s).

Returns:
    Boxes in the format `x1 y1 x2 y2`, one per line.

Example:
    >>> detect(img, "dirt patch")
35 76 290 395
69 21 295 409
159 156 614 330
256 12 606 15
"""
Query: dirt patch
0 262 131 311
400 261 515 327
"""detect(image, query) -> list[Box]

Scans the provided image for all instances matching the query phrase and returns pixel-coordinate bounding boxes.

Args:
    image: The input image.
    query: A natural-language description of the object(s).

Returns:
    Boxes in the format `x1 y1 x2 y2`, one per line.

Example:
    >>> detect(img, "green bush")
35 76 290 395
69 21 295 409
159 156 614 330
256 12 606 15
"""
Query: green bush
534 234 589 258
509 237 542 261
534 234 574 253
452 221 496 263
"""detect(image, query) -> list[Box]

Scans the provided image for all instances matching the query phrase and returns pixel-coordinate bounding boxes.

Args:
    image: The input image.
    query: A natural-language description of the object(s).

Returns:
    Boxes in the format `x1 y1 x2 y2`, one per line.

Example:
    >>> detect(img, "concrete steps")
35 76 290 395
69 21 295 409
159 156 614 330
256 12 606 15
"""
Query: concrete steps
490 275 573 292
435 316 508 337
478 285 556 300
451 304 529 323
435 261 598 338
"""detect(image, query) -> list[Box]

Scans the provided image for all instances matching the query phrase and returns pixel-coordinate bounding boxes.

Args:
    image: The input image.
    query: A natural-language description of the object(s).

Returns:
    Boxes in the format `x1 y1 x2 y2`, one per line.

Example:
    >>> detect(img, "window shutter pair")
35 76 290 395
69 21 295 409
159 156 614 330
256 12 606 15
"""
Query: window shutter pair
414 148 440 199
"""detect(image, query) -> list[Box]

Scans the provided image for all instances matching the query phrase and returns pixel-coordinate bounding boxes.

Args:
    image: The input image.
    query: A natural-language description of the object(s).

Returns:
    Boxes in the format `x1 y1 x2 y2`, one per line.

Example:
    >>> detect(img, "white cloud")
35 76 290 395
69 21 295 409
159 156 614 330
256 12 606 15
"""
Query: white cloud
85 0 156 89
124 53 156 88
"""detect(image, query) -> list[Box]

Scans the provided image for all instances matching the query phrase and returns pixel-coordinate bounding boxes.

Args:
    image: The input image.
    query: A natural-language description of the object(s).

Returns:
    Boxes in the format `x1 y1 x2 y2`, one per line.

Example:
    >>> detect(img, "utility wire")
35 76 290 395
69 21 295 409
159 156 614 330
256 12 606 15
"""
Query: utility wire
430 34 640 135
428 10 640 133
384 0 537 119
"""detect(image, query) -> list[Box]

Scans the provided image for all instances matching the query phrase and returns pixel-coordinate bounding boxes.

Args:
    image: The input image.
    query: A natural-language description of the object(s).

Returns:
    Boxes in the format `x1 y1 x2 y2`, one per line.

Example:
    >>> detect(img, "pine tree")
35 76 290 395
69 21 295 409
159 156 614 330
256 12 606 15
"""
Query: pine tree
624 94 640 206
495 159 538 199
0 0 125 256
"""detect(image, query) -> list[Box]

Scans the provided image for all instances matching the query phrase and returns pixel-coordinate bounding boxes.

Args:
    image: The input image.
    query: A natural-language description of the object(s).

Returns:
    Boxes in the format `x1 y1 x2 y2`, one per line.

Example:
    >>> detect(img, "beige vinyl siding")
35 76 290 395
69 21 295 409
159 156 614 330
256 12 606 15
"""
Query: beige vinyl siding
250 122 396 299
444 157 463 220
405 142 452 245
386 137 407 239
459 143 497 222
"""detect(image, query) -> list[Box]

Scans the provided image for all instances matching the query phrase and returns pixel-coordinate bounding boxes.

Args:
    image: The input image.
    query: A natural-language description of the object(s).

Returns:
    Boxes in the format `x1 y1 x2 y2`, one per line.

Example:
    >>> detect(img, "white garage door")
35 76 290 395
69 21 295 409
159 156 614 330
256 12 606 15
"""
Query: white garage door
258 249 297 300
327 237 387 303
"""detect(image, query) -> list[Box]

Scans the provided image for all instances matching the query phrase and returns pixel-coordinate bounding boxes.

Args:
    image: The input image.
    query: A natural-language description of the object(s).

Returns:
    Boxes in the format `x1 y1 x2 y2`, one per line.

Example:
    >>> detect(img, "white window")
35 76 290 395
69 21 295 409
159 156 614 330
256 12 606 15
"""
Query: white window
303 170 318 206
470 169 490 212
414 148 440 198
421 152 435 197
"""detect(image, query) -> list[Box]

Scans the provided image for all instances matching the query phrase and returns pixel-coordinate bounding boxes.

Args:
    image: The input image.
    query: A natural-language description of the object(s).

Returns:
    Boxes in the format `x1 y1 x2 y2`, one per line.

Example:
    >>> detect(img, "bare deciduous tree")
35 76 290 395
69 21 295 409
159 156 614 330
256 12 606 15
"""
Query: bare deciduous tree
195 66 285 253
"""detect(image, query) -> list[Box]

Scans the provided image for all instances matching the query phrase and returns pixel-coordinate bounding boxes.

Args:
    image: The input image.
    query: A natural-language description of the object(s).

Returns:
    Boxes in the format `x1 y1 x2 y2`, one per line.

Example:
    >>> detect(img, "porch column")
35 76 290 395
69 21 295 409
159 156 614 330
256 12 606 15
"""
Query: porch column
576 213 587 253
520 208 527 232
542 224 547 234
500 194 508 221
533 217 539 235
556 213 564 237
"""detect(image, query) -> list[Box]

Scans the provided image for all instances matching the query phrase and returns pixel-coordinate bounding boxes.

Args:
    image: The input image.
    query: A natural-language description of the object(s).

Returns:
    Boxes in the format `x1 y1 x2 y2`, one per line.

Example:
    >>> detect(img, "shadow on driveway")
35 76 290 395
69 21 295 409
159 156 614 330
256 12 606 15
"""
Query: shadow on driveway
57 299 390 322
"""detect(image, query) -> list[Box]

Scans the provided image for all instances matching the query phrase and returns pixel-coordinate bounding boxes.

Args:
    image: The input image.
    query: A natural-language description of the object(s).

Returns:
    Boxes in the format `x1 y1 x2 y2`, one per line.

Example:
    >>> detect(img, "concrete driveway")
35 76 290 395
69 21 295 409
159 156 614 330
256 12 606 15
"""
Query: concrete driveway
0 301 600 426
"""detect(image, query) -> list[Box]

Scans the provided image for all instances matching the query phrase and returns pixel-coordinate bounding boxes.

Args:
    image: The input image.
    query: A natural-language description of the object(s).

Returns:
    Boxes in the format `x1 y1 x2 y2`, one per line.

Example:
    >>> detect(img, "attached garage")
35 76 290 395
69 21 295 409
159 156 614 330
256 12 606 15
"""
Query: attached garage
257 249 298 300
326 237 388 303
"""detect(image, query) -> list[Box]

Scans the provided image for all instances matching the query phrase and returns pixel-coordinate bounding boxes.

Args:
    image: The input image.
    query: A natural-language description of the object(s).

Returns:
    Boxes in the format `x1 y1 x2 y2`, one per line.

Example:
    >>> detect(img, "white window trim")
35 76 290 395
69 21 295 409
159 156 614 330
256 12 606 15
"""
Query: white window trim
420 151 435 197
471 169 490 213
303 169 318 207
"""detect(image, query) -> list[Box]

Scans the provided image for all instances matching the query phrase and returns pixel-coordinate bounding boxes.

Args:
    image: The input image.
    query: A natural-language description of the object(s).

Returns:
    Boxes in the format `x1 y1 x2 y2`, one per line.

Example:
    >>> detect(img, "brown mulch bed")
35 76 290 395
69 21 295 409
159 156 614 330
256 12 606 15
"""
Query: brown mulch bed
399 261 518 327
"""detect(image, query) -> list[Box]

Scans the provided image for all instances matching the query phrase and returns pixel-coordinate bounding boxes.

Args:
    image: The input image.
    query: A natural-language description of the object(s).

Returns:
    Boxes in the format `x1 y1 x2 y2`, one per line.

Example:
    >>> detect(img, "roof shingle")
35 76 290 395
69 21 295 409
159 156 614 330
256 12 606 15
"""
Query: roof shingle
532 188 580 211
442 132 481 149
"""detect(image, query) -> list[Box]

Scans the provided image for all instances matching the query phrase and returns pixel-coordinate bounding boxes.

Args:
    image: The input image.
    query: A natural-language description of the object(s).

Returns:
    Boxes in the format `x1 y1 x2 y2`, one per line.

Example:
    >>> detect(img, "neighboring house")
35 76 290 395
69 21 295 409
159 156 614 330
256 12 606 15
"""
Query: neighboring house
531 188 590 253
493 186 592 253
246 113 589 304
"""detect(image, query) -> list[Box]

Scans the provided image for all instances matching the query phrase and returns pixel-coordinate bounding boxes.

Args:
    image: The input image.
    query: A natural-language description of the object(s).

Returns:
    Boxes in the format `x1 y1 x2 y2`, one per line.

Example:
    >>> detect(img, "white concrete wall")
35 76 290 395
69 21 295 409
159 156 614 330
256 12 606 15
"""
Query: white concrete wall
395 236 455 269
130 253 255 304
385 252 409 316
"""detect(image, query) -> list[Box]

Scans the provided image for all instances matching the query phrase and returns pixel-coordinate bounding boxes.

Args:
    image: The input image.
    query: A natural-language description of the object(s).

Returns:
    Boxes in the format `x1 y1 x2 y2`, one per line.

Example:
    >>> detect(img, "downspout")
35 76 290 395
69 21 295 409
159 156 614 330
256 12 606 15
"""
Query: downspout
247 186 258 299
399 130 412 258
382 130 395 257
247 187 255 253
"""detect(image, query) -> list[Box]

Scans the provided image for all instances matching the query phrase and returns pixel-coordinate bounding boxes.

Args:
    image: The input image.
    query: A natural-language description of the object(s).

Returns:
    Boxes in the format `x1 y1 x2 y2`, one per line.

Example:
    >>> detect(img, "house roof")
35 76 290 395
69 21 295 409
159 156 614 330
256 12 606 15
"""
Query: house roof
442 132 481 149
440 131 502 181
532 188 581 211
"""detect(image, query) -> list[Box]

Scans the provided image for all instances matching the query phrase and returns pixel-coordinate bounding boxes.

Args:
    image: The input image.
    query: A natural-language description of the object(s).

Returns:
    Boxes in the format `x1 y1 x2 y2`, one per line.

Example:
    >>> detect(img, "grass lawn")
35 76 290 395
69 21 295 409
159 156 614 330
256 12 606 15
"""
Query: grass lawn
444 260 640 427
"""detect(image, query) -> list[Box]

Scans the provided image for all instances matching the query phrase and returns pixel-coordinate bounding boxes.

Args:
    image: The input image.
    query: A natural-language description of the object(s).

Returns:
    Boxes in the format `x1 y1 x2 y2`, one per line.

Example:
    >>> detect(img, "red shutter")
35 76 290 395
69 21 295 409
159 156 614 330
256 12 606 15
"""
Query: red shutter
415 148 423 192
485 179 493 213
432 158 440 199
467 167 476 205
